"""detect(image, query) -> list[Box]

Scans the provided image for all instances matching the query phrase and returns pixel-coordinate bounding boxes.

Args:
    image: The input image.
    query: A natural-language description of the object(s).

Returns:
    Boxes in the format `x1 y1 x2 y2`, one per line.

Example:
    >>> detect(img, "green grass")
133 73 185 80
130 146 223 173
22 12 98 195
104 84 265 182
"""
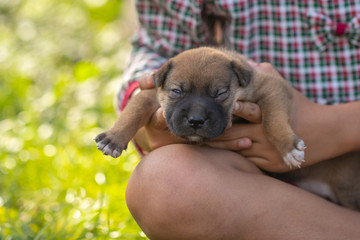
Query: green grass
0 0 147 239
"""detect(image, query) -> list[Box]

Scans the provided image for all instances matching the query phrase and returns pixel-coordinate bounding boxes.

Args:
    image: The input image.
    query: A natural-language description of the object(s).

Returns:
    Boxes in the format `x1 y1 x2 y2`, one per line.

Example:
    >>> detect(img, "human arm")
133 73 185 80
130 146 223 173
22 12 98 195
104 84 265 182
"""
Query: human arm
293 89 360 164
206 62 360 172
133 62 360 171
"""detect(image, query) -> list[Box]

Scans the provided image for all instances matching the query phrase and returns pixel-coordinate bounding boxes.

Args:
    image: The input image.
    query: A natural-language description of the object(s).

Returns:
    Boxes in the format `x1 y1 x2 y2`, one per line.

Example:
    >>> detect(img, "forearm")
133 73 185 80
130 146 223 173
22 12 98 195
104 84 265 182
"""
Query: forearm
334 100 360 152
293 90 360 165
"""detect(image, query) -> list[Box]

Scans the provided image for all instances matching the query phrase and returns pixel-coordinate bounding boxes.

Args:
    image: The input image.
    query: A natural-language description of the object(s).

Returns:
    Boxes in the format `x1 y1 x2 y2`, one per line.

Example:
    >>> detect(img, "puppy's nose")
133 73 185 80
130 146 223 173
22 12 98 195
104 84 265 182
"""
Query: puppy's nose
188 116 205 129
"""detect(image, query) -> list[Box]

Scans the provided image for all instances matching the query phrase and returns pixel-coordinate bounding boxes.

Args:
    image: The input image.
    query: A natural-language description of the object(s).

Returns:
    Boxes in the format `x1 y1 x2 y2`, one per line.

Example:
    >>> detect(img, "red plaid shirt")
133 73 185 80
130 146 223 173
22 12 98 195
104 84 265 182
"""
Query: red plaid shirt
118 0 360 110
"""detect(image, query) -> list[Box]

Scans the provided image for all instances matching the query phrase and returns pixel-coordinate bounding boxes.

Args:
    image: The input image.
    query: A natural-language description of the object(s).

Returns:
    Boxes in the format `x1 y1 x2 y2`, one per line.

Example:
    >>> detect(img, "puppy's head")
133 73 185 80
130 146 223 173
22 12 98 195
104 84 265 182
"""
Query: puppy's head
154 47 253 141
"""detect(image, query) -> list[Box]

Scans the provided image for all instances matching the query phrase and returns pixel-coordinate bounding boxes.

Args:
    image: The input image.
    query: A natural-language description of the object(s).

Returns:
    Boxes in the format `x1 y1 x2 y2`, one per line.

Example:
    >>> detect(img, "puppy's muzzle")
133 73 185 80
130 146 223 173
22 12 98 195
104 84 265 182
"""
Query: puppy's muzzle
166 96 228 141
185 101 209 131
187 116 205 129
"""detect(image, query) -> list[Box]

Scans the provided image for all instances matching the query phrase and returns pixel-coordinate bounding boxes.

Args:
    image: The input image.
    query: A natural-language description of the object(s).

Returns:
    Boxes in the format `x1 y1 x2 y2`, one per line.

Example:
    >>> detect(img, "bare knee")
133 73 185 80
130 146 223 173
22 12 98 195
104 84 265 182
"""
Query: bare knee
125 144 261 239
126 144 210 239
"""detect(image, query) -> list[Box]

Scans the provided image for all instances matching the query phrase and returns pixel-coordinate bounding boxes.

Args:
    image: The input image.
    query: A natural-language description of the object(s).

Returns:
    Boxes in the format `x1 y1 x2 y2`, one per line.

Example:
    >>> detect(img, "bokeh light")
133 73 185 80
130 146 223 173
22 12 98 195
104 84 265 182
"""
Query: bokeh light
0 0 145 239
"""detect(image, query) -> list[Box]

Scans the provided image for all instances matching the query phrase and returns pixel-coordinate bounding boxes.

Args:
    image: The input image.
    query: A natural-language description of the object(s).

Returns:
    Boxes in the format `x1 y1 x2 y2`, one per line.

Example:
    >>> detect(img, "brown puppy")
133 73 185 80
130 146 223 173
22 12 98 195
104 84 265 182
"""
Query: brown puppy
95 47 305 168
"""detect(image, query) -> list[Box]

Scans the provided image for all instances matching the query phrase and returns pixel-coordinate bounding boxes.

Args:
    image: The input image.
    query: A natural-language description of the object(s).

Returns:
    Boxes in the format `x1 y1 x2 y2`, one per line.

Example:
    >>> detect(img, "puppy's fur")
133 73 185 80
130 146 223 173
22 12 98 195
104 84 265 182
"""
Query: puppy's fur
96 47 305 167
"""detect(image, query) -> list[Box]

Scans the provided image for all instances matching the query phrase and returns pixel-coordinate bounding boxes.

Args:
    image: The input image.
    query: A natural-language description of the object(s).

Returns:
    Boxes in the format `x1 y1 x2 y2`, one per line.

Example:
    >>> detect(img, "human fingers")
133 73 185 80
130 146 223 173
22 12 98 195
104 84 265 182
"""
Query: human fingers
215 121 262 141
236 140 289 172
204 137 252 151
257 62 283 77
248 60 282 78
207 122 263 152
233 101 262 123
245 154 289 173
138 71 157 90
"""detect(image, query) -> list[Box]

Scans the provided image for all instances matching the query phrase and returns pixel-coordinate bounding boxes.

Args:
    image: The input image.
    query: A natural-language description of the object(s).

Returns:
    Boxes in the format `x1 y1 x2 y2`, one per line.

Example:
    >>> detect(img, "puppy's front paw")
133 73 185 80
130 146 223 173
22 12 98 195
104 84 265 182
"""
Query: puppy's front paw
283 140 306 168
95 132 127 158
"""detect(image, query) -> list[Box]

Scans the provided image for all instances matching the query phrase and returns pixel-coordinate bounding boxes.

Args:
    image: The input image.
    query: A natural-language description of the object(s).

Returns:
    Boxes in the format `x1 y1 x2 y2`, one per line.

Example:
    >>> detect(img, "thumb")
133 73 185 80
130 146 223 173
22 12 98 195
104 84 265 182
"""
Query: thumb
138 71 157 90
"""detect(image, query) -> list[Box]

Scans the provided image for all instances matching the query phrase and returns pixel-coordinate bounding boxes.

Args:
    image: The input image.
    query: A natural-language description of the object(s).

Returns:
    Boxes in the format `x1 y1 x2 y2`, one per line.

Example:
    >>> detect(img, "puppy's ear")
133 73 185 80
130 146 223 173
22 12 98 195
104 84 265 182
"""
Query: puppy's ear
230 60 252 87
154 60 173 87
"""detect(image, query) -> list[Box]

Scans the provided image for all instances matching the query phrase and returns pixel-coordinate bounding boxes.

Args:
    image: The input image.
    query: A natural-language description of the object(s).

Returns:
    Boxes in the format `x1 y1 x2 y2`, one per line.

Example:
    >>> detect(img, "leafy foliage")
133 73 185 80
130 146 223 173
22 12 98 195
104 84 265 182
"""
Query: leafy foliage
0 0 146 239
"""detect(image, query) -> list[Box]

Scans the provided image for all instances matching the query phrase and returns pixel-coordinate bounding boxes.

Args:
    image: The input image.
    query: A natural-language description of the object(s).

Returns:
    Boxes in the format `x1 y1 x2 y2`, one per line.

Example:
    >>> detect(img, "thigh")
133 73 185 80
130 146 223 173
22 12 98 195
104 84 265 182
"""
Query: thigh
126 144 262 239
126 144 360 240
140 144 263 175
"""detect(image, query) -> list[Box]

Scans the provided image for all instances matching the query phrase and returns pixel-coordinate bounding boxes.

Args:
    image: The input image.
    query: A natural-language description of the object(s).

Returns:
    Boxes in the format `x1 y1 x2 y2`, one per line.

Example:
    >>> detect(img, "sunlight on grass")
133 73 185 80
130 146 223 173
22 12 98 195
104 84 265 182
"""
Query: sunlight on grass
0 0 146 239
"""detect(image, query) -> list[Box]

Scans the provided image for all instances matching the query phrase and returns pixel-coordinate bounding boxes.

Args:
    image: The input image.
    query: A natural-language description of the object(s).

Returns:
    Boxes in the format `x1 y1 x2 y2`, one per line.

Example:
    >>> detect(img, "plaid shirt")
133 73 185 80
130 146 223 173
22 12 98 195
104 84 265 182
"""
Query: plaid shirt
118 0 360 110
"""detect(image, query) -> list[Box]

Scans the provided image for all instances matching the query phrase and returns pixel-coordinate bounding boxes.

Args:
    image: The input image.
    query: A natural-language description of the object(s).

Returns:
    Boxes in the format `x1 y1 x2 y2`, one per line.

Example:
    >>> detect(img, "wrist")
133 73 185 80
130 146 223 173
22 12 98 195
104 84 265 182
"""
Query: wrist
293 90 358 165
332 101 360 153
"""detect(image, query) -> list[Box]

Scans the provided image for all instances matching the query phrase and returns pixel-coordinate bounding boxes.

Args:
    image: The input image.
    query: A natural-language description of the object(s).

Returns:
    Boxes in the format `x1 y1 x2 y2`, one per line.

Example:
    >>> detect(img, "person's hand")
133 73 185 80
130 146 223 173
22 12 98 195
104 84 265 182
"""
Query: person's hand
133 72 186 154
205 62 299 172
205 99 289 172
134 66 300 172
133 64 358 171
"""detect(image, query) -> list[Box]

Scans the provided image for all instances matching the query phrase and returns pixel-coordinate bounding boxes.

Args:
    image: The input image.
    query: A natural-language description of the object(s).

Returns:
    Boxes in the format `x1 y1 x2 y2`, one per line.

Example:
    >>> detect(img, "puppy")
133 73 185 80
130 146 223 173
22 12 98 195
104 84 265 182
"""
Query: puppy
95 47 305 168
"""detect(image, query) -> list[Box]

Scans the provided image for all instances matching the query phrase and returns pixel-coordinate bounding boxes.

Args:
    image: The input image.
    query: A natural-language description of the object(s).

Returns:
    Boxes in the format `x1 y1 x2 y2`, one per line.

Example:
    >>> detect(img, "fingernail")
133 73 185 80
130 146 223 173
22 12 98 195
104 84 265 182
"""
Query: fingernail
233 102 240 112
238 138 251 148
247 60 259 68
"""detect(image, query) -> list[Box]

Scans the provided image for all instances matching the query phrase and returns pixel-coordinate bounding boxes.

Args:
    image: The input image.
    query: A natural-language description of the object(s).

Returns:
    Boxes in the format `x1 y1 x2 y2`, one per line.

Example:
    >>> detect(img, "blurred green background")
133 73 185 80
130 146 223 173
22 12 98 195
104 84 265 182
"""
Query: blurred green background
0 0 147 239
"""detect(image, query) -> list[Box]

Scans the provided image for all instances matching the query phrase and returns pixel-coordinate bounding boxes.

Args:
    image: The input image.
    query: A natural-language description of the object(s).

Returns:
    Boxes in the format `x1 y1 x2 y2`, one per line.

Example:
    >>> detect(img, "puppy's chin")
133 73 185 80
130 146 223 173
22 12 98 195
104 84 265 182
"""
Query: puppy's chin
185 135 205 142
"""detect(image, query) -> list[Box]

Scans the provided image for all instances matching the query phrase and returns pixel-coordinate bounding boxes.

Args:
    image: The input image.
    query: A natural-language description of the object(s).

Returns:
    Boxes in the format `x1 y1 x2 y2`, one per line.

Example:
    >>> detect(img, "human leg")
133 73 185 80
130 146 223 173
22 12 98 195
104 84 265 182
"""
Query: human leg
126 144 360 240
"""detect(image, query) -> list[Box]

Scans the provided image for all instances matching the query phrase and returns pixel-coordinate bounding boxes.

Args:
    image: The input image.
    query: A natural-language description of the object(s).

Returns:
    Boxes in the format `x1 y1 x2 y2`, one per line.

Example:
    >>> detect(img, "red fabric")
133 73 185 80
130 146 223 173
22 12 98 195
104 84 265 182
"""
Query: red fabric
133 141 145 156
287 182 298 187
120 81 139 111
335 22 348 36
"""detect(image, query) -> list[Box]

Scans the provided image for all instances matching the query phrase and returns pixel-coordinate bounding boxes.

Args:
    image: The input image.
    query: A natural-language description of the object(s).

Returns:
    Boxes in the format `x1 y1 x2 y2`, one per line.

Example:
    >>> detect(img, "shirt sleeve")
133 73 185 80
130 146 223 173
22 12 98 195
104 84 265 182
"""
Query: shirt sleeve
117 44 168 112
117 0 205 112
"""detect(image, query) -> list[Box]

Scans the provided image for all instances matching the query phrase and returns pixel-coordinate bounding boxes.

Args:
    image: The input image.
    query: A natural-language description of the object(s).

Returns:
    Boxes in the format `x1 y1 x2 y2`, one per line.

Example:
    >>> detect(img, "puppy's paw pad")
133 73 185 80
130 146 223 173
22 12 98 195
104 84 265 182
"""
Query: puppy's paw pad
283 145 305 169
96 138 110 151
103 144 113 156
94 132 126 158
113 149 122 158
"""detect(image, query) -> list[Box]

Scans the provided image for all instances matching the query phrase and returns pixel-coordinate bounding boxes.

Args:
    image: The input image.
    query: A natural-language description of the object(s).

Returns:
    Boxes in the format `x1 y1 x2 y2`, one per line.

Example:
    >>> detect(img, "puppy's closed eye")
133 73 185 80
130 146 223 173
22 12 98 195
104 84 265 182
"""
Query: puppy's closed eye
214 87 230 101
170 88 183 98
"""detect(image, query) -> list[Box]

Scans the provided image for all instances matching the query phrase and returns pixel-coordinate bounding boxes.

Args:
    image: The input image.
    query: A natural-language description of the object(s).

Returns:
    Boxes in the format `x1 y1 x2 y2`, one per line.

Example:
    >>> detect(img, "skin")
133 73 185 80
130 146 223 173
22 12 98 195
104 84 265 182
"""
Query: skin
126 62 360 239
126 145 360 240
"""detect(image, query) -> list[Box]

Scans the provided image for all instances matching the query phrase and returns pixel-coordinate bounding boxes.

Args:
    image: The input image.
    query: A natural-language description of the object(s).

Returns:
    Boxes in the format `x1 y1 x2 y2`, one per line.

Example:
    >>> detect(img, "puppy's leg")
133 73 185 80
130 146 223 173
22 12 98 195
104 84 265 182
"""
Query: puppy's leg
258 94 306 168
95 89 159 158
